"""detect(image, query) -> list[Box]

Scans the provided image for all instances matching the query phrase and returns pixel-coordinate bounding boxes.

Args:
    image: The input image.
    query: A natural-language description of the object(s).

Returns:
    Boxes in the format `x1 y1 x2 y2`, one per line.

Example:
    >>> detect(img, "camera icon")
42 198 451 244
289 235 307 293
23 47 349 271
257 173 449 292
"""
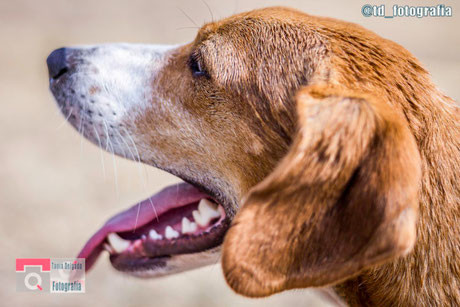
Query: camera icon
16 258 50 292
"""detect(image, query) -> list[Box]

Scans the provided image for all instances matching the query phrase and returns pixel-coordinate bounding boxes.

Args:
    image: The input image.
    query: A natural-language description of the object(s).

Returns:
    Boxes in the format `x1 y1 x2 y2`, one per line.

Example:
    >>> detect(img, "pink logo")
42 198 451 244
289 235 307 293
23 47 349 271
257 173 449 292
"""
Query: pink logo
16 258 51 272
16 258 85 293
16 258 51 291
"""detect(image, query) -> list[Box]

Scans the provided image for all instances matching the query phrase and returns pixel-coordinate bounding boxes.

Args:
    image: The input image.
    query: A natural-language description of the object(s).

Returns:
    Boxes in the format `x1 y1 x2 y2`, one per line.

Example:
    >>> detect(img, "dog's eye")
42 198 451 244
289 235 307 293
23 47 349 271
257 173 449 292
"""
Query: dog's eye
188 53 208 78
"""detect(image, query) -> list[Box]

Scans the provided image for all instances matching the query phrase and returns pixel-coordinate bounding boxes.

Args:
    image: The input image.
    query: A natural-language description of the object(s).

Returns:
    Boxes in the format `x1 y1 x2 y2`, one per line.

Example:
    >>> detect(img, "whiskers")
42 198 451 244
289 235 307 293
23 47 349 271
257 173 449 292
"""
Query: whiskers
56 107 73 130
177 7 199 28
102 119 119 198
176 1 216 31
57 103 160 233
93 126 106 181
114 126 159 231
201 0 214 22
78 105 86 155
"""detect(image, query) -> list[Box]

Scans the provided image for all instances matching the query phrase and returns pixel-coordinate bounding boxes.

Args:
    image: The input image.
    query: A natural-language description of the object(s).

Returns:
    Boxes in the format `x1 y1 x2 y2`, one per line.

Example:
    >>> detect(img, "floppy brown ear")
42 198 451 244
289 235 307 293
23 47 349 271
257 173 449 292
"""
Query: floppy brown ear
222 84 421 297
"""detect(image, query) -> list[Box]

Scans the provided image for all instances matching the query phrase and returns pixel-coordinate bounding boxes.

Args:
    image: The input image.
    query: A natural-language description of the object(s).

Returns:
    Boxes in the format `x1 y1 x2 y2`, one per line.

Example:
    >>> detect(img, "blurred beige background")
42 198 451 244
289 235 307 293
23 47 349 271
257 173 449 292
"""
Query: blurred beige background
1 0 458 306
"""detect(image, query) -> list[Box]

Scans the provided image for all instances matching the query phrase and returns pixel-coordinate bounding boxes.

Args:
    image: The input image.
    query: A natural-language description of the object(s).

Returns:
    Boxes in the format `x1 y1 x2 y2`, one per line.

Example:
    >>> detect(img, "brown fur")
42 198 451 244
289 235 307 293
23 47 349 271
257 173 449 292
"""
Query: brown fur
133 7 459 306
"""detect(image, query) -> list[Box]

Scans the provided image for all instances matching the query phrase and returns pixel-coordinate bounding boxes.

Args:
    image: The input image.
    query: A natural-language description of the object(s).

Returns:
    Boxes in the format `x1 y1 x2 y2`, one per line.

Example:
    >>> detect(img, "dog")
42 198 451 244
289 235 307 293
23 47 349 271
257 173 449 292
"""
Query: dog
47 7 459 306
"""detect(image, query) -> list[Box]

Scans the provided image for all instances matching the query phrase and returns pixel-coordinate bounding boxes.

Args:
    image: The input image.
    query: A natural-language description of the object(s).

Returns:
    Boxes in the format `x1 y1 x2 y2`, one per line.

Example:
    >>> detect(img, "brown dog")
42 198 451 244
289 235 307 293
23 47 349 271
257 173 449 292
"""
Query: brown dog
47 7 459 306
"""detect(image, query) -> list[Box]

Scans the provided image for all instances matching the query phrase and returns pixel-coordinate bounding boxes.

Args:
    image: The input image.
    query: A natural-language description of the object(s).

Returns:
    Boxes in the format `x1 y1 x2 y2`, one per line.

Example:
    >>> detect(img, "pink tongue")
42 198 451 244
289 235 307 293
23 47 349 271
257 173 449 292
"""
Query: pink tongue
77 182 208 272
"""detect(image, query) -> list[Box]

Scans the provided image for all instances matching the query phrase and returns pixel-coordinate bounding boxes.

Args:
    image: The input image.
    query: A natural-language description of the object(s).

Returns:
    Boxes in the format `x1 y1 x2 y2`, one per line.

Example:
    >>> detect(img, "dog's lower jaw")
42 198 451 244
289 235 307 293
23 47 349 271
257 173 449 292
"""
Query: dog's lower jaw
121 246 222 278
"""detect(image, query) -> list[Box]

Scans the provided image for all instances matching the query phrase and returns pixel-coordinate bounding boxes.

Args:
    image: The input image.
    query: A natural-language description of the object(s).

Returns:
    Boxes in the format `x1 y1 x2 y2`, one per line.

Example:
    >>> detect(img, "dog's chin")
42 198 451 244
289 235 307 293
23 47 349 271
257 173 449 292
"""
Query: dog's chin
111 246 222 278
76 182 233 276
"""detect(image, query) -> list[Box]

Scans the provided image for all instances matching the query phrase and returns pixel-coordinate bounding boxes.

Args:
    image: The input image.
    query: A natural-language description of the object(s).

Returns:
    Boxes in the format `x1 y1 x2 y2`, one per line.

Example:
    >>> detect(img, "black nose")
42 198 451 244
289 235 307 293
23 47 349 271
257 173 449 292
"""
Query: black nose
47 47 69 79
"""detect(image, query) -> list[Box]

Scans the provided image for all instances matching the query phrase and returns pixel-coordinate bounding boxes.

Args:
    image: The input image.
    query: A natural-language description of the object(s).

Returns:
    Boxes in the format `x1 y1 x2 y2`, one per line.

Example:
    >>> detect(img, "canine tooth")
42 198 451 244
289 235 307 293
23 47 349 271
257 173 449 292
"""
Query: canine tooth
193 199 221 226
107 233 130 253
182 217 198 234
149 229 162 240
198 199 221 217
165 226 179 239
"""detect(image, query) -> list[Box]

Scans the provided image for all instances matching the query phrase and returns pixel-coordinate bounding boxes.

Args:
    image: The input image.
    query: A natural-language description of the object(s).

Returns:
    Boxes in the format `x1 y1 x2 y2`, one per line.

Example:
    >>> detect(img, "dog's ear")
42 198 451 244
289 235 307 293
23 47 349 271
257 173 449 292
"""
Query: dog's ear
222 84 421 297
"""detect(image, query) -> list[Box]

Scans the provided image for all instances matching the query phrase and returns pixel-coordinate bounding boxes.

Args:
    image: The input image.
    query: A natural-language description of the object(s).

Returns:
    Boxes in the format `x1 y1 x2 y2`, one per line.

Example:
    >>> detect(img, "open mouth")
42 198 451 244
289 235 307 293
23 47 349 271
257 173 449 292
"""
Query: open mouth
78 182 230 273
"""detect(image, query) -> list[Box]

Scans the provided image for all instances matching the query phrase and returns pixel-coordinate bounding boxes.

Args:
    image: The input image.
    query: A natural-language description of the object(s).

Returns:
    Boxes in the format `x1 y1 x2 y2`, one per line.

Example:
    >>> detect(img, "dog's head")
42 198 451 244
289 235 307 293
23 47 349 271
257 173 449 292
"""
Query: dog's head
48 7 421 297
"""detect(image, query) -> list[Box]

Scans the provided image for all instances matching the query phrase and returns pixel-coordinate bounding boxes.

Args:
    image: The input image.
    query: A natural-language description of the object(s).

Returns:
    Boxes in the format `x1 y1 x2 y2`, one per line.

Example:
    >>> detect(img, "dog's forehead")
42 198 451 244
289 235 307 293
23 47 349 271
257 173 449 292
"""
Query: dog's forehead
196 7 310 44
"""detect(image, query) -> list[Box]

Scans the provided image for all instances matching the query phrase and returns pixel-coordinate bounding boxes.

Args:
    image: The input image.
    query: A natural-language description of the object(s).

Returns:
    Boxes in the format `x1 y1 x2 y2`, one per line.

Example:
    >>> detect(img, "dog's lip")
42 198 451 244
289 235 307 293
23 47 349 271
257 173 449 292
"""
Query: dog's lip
77 182 230 272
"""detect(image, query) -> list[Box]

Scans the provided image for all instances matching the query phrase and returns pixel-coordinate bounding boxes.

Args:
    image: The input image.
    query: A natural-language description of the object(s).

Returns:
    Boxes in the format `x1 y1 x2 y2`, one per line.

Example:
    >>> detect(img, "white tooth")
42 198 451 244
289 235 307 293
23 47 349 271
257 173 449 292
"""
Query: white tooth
103 243 114 254
182 217 198 234
194 199 221 227
182 217 191 233
107 233 130 254
189 222 198 233
149 229 162 240
192 210 206 227
198 199 221 217
165 226 179 239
